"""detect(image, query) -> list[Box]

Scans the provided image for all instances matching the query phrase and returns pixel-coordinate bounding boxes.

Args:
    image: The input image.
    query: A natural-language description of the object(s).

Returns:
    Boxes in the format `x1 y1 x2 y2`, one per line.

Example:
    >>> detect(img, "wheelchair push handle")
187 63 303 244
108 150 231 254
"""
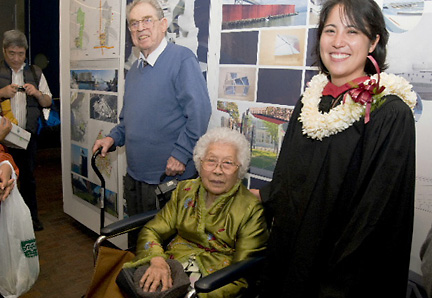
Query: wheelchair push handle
160 173 168 183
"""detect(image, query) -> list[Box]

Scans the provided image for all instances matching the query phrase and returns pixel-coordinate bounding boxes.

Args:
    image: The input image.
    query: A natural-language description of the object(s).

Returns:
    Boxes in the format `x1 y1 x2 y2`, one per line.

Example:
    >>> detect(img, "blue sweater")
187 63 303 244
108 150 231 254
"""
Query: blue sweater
108 43 211 184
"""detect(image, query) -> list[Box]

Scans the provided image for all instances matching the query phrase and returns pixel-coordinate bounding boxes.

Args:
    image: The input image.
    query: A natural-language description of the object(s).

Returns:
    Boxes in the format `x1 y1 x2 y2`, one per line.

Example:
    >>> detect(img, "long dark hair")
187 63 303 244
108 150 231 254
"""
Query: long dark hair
314 0 389 75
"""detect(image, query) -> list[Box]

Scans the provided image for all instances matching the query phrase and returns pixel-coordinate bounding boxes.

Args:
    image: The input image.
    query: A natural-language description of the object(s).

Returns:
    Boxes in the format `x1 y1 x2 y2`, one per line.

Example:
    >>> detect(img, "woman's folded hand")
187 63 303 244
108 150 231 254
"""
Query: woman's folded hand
139 256 173 292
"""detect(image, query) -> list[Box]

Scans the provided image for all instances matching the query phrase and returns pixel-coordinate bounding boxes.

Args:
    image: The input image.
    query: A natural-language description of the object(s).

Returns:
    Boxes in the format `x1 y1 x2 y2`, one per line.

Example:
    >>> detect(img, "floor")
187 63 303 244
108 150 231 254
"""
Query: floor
19 146 98 298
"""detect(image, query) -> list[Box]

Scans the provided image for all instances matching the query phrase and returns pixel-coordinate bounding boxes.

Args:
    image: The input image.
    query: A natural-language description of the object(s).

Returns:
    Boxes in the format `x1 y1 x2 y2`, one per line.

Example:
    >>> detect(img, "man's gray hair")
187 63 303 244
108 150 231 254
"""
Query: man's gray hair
193 127 251 179
3 29 28 50
126 0 164 23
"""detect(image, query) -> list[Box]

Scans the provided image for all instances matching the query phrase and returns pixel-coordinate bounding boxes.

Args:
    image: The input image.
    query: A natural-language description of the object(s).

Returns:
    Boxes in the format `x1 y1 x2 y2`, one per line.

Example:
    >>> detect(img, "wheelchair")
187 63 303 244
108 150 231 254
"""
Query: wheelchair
90 148 429 298
91 148 265 298
92 210 265 298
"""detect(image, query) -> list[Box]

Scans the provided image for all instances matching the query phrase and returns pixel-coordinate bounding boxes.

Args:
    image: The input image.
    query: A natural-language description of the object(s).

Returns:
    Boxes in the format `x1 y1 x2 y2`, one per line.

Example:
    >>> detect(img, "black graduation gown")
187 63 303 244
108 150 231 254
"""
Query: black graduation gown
259 94 416 298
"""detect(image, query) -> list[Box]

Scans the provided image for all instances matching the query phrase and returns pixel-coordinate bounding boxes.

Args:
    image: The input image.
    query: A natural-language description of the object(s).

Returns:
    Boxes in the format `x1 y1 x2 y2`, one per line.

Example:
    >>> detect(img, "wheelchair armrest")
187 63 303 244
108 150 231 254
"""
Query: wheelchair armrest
93 209 159 264
194 255 266 294
100 209 159 237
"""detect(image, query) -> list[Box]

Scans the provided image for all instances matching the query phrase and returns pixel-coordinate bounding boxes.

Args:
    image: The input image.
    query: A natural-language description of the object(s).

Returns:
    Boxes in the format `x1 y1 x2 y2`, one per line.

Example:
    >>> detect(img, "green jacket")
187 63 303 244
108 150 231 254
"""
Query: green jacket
125 178 268 297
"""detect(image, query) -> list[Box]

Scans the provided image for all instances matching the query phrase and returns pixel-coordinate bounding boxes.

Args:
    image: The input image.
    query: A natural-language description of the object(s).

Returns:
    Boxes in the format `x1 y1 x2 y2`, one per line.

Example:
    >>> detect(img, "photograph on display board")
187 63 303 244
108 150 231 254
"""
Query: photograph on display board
259 28 306 66
124 0 211 72
257 68 303 106
382 0 424 33
71 144 89 178
71 92 89 143
70 0 121 60
221 0 308 30
88 125 118 193
71 174 119 218
70 90 119 194
70 69 118 92
308 0 324 25
218 66 257 102
216 0 313 183
305 28 318 66
220 31 259 65
386 2 431 105
216 100 293 179
90 93 118 123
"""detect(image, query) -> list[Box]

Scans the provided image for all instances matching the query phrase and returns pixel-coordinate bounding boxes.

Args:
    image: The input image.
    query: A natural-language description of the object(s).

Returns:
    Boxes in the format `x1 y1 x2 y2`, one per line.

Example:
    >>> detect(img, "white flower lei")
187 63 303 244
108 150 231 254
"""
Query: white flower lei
298 73 417 141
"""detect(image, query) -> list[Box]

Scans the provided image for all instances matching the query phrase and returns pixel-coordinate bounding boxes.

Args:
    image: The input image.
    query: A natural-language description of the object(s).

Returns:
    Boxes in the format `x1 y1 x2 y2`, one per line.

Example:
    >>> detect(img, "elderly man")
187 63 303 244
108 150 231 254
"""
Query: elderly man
93 0 211 220
0 29 52 231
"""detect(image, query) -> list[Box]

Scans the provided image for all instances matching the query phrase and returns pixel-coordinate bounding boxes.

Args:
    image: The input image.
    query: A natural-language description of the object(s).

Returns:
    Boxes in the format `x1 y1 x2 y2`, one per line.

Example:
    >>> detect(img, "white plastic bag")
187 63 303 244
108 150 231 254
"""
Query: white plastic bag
0 161 40 298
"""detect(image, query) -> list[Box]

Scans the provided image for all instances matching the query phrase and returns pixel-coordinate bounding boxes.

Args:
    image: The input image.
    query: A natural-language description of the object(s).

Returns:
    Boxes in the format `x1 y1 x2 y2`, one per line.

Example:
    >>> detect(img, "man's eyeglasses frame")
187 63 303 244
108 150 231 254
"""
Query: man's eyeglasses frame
128 16 160 31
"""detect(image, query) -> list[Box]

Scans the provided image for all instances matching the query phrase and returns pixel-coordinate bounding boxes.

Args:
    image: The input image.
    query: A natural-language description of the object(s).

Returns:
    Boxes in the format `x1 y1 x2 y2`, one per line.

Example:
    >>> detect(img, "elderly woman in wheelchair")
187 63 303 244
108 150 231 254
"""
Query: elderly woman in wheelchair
116 127 268 298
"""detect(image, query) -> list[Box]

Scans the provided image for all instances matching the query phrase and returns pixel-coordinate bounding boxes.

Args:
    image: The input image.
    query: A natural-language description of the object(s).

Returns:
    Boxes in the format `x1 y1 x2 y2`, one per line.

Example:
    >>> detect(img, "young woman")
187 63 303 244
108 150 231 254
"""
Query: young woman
255 0 416 297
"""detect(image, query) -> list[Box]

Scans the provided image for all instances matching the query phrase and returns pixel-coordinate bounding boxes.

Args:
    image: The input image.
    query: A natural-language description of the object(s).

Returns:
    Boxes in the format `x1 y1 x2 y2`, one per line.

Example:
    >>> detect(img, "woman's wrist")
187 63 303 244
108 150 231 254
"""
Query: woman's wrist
150 256 166 265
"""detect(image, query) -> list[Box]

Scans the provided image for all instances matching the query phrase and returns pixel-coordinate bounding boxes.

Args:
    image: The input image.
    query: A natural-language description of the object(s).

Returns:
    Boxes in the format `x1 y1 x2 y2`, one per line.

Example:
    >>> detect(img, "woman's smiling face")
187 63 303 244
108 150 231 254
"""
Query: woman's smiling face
319 4 379 86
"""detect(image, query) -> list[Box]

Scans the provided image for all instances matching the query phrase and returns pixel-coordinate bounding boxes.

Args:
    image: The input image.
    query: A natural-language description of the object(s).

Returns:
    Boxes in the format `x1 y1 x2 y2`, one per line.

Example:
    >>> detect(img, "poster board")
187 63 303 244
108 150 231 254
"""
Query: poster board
384 1 432 274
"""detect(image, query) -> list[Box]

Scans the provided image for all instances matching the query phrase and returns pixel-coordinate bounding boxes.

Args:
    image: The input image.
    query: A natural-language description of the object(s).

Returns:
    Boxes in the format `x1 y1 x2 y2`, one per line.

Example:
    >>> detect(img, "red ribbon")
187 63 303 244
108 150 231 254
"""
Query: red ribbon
343 56 385 123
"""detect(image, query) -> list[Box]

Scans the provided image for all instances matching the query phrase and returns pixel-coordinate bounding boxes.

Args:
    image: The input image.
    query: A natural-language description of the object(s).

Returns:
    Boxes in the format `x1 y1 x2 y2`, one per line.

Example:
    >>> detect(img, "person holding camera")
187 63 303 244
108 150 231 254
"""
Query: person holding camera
93 0 211 220
0 29 52 231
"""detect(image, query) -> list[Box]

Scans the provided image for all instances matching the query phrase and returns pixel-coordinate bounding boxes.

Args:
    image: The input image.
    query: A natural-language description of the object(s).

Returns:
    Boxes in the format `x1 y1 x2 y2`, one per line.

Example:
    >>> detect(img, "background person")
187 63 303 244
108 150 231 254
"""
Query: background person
252 0 416 296
124 127 268 298
92 0 211 219
0 29 52 231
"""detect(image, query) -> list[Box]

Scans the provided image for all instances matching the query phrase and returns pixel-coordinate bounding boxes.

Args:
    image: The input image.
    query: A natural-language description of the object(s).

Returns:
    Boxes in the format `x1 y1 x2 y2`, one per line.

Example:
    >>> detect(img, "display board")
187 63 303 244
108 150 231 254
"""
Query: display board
60 0 432 271
386 2 432 273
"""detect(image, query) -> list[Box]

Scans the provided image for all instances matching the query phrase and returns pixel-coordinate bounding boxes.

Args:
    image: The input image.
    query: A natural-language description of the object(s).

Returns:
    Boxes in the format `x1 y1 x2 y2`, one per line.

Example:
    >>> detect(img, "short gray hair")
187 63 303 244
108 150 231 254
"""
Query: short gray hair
126 0 164 23
3 29 28 50
193 127 251 179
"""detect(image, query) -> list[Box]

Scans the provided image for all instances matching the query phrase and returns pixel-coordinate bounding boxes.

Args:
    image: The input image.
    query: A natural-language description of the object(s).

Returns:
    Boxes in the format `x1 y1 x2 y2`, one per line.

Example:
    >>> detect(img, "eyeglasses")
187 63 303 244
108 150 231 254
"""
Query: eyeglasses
201 158 239 174
129 16 159 31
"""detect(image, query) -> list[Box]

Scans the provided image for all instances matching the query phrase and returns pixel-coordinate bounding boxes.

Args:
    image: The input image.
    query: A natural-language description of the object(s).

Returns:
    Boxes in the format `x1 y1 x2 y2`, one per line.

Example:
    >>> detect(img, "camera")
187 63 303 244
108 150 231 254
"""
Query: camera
17 86 25 92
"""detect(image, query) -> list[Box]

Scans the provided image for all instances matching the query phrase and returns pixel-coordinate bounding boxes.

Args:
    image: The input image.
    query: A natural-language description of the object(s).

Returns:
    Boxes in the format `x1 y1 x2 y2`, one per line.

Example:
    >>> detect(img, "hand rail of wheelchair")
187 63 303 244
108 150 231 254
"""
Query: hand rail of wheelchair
100 209 159 237
194 255 266 293
93 209 159 264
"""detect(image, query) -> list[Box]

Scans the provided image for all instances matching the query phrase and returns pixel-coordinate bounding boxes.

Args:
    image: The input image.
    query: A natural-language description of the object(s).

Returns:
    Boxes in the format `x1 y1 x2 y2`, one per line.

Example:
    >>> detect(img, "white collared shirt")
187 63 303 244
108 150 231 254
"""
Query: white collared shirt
137 38 168 68
11 63 52 129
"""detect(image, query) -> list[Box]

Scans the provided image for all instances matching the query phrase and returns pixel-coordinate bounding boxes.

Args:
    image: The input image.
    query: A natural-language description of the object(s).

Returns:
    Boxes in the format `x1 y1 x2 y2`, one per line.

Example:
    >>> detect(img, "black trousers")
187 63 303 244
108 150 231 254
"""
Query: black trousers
123 173 159 217
123 173 159 247
9 134 38 221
